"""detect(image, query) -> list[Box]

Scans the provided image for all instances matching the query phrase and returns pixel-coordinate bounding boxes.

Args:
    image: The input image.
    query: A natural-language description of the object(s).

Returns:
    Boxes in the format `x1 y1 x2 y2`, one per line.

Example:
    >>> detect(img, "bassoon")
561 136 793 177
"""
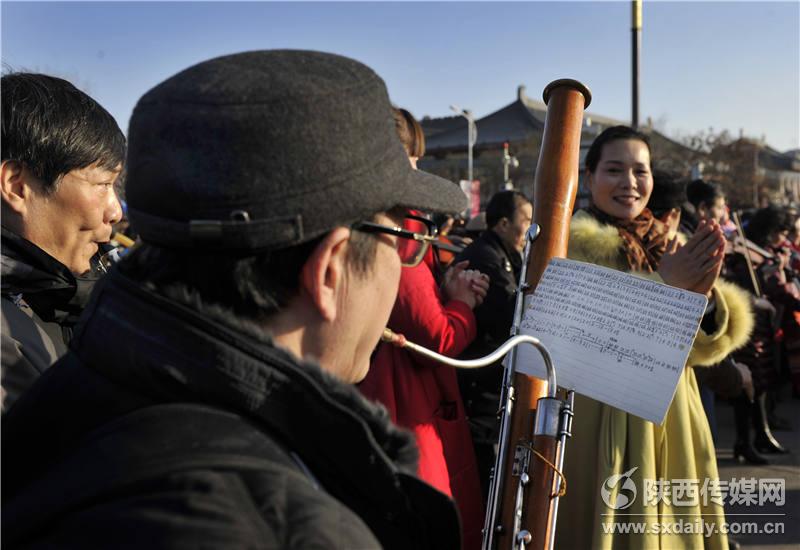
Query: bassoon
484 79 590 550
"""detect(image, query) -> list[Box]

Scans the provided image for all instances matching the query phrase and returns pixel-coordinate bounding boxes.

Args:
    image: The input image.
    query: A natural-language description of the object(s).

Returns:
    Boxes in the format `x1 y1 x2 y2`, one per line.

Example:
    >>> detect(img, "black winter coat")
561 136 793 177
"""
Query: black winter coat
0 228 98 411
2 269 461 549
453 230 522 419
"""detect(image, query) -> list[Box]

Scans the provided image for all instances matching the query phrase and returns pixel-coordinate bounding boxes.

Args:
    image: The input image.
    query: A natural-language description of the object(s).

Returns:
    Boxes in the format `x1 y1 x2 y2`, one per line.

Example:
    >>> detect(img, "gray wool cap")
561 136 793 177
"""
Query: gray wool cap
125 49 467 252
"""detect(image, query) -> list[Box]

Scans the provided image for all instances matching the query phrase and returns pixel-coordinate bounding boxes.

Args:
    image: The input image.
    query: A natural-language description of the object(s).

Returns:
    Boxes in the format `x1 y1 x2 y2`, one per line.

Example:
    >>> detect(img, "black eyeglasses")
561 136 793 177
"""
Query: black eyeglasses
352 214 438 267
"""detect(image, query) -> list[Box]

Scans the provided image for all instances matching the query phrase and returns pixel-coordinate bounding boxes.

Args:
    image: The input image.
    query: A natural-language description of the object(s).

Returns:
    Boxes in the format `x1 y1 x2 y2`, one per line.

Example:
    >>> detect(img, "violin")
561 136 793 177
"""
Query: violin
725 235 774 265
728 211 776 297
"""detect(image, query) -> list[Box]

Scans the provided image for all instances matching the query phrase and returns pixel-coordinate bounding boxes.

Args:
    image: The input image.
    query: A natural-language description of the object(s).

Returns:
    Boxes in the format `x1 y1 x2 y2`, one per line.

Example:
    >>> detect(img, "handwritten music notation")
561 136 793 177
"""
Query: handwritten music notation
516 258 707 425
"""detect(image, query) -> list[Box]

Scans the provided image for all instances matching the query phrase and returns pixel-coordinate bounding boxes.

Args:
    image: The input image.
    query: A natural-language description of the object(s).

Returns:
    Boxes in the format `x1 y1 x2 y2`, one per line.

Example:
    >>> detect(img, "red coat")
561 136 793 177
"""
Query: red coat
359 260 485 550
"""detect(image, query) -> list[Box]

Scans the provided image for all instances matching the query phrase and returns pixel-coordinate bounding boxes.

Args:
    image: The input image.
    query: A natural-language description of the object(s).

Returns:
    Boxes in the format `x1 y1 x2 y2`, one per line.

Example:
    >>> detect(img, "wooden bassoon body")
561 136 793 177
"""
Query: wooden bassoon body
483 79 591 550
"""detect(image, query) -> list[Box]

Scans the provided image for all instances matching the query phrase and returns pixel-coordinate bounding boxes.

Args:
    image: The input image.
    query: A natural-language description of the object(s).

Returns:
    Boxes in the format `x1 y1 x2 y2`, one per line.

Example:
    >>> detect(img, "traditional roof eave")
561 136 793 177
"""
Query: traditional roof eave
425 96 545 152
422 84 724 161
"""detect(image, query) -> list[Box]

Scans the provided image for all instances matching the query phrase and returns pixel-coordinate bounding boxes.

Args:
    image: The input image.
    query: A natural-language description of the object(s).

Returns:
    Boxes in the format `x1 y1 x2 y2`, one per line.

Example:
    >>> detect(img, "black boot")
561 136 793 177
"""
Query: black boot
733 394 769 465
753 392 789 454
733 442 769 464
754 433 789 454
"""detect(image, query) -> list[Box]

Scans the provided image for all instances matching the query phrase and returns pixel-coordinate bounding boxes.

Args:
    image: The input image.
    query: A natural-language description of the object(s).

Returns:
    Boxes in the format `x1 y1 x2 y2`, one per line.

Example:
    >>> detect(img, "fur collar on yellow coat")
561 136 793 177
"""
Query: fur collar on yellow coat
554 210 754 550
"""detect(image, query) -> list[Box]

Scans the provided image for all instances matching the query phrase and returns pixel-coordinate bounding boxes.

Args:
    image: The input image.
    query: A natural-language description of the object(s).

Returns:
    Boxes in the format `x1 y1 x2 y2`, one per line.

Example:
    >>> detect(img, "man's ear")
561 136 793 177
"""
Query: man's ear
1 160 31 215
299 227 351 323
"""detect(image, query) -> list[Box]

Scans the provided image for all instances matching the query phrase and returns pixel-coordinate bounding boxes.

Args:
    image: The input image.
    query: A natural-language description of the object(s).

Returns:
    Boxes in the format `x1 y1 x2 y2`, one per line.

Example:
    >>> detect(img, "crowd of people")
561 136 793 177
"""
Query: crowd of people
1 50 797 549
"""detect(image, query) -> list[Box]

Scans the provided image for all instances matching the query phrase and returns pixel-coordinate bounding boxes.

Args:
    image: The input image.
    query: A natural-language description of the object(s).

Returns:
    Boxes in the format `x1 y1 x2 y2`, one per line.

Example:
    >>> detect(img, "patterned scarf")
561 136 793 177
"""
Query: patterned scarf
585 205 671 272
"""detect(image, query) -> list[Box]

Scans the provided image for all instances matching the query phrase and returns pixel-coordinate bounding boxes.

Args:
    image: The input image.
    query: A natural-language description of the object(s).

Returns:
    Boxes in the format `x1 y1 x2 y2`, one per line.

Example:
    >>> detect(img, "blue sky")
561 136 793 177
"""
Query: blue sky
2 1 799 151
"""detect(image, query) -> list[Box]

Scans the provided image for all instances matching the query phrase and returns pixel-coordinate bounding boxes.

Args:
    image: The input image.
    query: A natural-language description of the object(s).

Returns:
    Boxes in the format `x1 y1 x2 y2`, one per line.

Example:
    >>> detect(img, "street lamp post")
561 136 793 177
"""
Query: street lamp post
631 0 642 128
450 104 477 183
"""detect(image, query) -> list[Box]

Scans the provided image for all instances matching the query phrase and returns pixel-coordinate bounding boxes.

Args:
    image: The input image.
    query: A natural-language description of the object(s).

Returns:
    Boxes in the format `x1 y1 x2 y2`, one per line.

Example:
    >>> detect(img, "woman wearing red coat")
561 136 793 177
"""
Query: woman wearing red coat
359 108 489 550
360 251 488 550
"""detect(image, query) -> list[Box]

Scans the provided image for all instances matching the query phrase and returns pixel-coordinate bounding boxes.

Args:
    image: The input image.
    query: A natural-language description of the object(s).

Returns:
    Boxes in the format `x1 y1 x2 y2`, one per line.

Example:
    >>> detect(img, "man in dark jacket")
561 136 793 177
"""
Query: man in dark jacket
454 190 532 496
1 73 125 410
3 50 467 549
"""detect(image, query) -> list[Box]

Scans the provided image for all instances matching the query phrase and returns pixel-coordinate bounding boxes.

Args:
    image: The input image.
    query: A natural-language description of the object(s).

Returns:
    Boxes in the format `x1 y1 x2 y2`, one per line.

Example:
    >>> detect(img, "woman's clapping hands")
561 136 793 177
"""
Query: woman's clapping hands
658 219 726 296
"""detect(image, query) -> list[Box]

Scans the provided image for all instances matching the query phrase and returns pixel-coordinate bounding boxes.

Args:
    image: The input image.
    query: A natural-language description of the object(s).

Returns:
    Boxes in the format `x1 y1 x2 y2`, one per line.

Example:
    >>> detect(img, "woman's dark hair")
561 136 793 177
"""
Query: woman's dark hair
118 229 377 326
1 72 125 191
584 125 651 174
745 205 792 247
686 179 725 210
485 190 530 229
392 107 425 158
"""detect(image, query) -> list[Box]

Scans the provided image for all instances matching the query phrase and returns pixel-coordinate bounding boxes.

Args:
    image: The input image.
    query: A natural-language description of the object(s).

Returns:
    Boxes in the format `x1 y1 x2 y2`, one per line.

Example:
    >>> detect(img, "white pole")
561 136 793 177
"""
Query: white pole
450 105 477 183
468 114 474 183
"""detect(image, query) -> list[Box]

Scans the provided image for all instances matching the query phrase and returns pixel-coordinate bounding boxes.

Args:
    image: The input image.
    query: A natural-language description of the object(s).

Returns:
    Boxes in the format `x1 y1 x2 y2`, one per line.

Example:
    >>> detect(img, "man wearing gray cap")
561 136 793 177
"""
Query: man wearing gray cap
2 50 466 549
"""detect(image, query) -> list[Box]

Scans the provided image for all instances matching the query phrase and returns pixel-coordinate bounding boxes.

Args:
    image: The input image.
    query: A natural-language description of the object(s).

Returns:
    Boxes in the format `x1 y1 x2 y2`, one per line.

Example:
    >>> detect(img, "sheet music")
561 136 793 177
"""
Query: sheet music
517 258 708 424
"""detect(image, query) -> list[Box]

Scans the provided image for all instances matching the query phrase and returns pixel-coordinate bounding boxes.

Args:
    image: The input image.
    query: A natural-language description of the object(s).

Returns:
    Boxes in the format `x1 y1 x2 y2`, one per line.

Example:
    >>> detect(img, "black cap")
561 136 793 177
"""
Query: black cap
125 50 467 252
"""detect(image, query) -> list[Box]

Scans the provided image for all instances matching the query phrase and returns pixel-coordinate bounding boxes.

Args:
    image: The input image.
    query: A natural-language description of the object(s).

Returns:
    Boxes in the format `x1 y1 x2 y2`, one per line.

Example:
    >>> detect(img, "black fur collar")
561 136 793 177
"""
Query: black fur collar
75 269 420 484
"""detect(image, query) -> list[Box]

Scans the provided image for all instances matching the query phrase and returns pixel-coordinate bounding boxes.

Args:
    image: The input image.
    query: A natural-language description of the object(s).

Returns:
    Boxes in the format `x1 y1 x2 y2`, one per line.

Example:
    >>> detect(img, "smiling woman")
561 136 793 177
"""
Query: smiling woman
555 125 754 550
585 134 653 221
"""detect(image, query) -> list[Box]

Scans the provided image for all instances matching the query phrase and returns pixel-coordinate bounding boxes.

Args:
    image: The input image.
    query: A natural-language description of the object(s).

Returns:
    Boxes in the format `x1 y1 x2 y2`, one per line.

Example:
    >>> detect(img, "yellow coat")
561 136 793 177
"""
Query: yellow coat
555 211 754 550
